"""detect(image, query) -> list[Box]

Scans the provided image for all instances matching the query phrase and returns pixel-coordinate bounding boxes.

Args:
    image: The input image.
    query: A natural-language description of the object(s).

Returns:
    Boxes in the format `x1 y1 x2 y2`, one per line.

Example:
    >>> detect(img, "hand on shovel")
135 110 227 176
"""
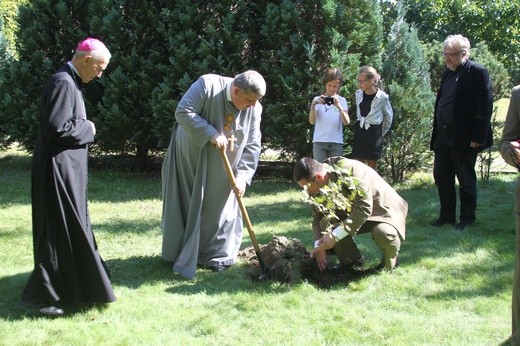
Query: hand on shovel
232 178 246 198
219 146 274 280
210 133 228 149
212 135 247 197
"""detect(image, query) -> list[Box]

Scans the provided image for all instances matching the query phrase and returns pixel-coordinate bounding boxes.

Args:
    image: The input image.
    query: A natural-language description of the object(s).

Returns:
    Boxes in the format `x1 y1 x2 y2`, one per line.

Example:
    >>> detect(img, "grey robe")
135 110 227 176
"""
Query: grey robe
161 74 262 279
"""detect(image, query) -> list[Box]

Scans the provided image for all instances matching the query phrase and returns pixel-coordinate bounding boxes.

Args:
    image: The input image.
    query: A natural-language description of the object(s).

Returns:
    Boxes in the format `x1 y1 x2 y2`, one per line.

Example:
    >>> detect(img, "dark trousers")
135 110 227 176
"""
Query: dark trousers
433 146 478 223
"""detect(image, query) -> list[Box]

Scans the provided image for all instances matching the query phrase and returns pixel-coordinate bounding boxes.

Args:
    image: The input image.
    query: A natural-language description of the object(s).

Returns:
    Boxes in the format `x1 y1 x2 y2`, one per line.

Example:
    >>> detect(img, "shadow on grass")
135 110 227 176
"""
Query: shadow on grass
1 153 518 325
0 153 32 170
163 262 301 296
247 179 295 196
107 252 380 295
0 256 170 321
0 233 513 322
0 272 32 321
0 271 106 321
105 255 173 288
94 219 160 235
105 255 309 295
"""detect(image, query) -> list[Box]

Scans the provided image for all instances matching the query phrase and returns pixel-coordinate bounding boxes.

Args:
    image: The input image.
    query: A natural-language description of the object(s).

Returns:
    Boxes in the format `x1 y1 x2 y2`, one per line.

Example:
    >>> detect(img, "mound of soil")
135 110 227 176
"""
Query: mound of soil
238 236 309 284
238 236 377 288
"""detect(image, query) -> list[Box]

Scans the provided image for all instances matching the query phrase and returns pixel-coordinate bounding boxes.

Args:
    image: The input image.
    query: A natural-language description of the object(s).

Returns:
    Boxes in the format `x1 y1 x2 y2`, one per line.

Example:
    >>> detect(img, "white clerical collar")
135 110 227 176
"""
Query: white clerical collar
226 82 232 102
67 61 80 79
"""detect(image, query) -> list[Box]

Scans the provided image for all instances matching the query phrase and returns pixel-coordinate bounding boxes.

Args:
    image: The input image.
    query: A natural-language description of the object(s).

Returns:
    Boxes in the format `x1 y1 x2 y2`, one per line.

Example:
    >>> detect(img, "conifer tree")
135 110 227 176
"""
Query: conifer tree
151 0 255 151
0 0 90 150
381 8 435 183
0 18 12 146
420 39 444 93
0 0 27 58
470 42 509 180
256 0 383 159
1 0 453 181
0 18 11 66
88 0 173 170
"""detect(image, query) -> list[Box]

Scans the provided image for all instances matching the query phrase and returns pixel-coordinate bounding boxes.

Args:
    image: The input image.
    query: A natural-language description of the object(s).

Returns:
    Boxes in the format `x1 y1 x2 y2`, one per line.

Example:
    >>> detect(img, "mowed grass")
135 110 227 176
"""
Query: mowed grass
0 145 517 345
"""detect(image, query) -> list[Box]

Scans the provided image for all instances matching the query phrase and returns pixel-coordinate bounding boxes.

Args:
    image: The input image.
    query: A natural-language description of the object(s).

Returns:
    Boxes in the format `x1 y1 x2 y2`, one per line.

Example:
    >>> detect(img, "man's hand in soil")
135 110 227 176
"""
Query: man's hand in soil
310 233 336 271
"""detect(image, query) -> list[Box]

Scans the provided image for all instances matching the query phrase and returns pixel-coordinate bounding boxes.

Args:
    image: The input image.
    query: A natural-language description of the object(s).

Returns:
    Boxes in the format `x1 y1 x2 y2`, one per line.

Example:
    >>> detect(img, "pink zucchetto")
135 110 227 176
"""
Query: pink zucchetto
76 37 106 52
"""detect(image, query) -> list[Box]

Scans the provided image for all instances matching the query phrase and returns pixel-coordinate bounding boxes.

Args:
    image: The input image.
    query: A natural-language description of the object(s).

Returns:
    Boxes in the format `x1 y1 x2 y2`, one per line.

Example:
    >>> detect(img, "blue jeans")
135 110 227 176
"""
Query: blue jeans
313 142 343 162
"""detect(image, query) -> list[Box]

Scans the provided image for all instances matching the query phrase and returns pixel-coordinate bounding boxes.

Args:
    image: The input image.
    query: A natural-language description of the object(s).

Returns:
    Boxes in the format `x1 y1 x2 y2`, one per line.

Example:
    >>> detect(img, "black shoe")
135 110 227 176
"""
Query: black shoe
455 219 474 231
210 265 228 272
430 218 455 227
39 306 65 316
332 255 365 270
20 299 64 317
204 264 232 272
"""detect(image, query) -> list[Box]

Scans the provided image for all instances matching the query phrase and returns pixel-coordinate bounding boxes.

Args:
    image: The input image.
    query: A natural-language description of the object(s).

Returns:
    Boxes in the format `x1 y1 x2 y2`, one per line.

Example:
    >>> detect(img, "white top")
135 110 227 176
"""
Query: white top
312 95 348 143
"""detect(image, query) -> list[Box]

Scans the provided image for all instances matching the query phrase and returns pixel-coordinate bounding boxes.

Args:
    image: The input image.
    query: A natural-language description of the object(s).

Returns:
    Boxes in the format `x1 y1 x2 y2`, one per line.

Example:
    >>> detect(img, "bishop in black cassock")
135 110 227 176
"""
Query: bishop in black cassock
20 38 116 316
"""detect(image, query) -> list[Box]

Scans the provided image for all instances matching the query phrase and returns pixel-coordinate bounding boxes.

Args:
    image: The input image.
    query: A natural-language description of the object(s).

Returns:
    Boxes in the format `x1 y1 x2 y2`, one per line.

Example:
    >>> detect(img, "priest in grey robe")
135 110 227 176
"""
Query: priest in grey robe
161 70 266 279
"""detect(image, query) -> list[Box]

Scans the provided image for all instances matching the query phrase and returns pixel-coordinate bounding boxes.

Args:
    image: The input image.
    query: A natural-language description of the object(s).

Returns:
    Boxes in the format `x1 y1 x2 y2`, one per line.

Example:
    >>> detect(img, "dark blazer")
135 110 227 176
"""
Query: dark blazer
430 59 493 151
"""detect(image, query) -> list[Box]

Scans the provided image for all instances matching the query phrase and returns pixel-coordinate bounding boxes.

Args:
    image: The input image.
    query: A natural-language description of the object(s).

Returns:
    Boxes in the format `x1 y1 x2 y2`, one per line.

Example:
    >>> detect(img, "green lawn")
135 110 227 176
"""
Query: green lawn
0 145 516 345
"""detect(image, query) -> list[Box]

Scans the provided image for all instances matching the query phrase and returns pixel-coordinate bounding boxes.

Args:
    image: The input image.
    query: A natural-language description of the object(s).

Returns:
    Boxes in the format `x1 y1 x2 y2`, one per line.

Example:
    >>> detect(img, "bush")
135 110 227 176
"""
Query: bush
381 8 435 183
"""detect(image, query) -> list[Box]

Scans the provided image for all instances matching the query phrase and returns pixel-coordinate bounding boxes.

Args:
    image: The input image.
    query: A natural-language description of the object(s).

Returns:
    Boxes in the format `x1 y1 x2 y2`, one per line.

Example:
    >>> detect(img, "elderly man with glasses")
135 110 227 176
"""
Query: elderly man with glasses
429 34 493 231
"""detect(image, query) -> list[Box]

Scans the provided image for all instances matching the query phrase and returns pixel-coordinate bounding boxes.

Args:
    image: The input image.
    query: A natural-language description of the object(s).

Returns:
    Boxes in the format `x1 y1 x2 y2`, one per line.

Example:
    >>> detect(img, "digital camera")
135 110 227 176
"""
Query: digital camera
322 96 334 105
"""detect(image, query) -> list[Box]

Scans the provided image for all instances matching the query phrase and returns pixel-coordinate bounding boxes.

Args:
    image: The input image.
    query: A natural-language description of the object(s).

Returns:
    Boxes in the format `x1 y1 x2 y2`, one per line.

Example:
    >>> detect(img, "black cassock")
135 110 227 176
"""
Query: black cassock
21 64 116 306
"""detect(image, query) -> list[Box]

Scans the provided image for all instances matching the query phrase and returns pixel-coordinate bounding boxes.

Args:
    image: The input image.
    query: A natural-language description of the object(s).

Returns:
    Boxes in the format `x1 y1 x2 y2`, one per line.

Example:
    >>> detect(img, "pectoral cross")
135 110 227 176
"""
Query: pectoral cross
227 133 237 151
224 113 236 151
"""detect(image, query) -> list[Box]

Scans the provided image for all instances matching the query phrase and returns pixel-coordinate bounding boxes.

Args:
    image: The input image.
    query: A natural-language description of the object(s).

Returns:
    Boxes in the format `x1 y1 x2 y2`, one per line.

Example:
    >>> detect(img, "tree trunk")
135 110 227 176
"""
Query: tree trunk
134 146 149 172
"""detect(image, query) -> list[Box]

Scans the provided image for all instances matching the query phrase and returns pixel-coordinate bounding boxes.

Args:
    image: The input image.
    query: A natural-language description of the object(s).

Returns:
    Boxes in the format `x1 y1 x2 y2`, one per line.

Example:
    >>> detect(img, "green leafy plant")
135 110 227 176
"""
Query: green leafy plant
301 161 366 235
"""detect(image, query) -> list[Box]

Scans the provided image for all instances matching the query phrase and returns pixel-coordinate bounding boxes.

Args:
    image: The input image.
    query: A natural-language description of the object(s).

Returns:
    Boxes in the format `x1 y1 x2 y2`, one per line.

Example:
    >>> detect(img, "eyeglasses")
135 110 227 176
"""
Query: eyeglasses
238 90 262 104
443 50 463 58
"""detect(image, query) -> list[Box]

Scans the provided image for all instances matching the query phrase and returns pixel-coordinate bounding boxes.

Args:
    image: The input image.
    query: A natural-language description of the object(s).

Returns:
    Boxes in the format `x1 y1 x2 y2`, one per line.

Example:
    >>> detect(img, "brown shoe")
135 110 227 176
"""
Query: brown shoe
377 254 400 271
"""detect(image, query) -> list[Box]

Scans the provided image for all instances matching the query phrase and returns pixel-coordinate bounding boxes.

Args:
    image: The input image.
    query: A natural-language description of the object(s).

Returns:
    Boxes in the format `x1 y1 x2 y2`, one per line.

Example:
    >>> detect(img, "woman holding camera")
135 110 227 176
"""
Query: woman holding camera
351 65 393 171
309 67 350 162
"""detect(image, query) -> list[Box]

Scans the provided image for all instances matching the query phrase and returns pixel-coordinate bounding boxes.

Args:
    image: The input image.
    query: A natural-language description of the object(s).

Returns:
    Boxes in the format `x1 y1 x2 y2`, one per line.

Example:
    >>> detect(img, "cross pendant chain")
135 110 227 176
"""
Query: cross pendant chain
224 113 237 151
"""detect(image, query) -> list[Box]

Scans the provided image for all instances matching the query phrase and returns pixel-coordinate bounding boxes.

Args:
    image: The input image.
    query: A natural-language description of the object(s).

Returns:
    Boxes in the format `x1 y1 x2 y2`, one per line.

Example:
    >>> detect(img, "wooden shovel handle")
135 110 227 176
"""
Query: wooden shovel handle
219 148 267 271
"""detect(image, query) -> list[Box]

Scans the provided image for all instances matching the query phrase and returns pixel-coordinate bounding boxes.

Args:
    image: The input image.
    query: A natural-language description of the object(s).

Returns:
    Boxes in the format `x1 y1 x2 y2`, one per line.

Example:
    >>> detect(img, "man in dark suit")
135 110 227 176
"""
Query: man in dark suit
499 85 520 345
430 34 493 231
294 157 408 271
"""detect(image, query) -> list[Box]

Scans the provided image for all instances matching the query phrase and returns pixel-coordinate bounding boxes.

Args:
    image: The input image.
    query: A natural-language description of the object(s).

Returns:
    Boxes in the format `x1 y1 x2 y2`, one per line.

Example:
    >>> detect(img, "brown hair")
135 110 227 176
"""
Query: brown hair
357 65 383 90
322 67 343 85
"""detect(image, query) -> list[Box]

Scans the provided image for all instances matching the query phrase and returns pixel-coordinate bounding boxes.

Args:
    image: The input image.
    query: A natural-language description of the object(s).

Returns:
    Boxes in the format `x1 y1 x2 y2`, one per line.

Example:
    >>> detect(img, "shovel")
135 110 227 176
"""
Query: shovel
219 147 273 279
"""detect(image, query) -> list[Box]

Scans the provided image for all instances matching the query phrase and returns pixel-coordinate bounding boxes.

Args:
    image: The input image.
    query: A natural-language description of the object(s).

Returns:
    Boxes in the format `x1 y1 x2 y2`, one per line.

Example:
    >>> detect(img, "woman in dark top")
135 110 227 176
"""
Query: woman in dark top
351 66 393 171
